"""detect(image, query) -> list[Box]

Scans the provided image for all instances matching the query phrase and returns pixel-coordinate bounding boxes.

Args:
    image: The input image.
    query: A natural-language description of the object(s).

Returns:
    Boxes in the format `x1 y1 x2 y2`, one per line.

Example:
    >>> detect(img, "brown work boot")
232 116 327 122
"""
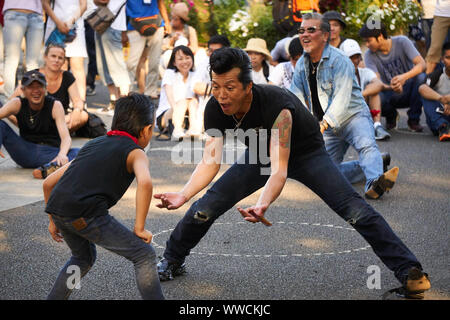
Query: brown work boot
404 267 431 299
32 162 61 179
365 166 399 200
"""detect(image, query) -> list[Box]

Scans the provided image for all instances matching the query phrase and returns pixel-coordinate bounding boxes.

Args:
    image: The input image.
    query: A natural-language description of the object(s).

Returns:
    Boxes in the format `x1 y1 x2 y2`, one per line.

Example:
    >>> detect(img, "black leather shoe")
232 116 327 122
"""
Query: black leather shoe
157 258 186 281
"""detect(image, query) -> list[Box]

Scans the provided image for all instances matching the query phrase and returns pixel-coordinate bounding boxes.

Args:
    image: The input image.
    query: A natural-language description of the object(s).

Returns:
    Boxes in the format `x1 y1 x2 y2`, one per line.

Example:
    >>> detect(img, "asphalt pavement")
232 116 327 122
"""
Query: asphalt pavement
0 81 449 300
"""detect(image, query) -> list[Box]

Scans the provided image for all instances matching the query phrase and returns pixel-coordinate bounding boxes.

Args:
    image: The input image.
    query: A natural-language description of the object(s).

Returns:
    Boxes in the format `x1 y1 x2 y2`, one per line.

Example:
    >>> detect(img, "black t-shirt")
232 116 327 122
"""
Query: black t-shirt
45 135 142 218
204 84 323 161
16 96 61 148
308 61 324 121
38 69 75 113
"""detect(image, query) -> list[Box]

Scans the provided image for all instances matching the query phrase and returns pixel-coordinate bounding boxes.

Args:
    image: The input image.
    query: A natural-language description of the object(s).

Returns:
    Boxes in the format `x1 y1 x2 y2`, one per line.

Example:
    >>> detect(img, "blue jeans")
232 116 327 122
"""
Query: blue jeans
0 120 78 168
380 73 426 122
323 111 382 192
163 148 422 285
2 10 44 99
421 98 450 134
48 214 164 300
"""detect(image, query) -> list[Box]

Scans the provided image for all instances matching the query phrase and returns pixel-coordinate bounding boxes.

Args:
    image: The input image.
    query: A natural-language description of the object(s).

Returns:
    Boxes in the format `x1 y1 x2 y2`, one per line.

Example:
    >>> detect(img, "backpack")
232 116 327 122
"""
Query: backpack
75 112 107 139
292 0 320 22
272 0 320 34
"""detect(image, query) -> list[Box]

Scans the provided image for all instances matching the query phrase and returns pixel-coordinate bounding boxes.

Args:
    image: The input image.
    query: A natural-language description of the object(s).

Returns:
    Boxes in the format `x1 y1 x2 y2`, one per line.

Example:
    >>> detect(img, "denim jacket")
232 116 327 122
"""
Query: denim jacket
290 44 369 129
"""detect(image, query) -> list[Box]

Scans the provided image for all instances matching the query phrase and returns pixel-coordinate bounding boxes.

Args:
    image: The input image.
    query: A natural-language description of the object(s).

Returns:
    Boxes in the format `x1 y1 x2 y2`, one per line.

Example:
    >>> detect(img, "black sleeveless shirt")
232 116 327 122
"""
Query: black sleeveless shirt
16 96 60 148
45 135 142 218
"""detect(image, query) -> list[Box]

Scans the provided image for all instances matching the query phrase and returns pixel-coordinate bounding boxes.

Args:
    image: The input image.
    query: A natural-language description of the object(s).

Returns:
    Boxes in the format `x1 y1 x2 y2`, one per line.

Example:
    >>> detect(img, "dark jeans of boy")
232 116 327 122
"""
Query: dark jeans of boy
380 73 426 123
421 98 450 134
163 147 423 285
0 120 79 168
48 214 164 300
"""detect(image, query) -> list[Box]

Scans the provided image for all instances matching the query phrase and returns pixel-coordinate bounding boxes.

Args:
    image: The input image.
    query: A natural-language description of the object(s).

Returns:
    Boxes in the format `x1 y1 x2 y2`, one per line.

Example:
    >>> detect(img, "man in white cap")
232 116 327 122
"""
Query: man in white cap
341 39 391 140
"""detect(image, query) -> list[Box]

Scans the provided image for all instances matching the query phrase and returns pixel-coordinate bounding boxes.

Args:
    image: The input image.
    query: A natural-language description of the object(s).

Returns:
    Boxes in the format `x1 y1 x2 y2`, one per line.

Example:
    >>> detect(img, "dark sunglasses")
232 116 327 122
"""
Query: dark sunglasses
298 26 320 34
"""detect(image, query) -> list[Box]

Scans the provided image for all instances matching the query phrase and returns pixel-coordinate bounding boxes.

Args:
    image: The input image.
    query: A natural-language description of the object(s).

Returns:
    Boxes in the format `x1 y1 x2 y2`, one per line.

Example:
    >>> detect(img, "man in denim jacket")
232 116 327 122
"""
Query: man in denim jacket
290 13 398 200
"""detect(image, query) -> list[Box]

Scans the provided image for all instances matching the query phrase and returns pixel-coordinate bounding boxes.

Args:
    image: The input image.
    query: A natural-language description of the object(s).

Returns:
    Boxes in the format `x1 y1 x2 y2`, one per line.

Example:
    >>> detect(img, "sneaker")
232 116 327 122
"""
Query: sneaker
157 258 186 281
438 123 450 141
375 125 391 140
407 119 424 132
381 152 391 173
86 86 96 96
32 162 61 179
365 166 399 200
385 111 399 130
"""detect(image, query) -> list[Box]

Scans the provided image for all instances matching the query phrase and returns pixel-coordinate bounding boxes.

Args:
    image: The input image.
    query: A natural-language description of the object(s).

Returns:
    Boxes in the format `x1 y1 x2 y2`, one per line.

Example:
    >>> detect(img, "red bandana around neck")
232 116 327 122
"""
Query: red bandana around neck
107 130 139 145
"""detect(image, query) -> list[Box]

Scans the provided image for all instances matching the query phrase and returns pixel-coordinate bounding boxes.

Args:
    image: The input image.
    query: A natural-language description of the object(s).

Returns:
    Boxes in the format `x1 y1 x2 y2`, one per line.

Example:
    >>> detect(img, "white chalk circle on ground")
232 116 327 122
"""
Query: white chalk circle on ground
151 221 371 259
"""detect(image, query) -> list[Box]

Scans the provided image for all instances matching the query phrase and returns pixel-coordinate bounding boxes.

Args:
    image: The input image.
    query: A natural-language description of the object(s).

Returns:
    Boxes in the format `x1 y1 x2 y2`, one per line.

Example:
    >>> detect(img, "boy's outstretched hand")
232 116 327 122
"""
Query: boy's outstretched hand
154 192 187 210
135 229 153 244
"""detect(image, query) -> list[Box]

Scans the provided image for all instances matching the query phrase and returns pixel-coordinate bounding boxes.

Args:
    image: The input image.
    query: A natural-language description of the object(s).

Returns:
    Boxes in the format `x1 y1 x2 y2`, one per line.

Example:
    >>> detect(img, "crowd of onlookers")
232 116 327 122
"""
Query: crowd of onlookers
0 0 449 179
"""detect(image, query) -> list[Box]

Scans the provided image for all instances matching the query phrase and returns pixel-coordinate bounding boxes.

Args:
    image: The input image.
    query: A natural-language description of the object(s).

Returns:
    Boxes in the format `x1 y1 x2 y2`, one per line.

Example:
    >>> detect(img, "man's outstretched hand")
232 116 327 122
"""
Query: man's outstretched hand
238 205 272 227
154 192 187 210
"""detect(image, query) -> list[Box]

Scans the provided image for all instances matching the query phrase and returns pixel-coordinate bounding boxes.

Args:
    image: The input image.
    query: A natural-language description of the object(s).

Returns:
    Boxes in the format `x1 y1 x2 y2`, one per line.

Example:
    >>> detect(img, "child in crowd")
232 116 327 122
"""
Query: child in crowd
156 45 199 141
43 94 164 300
244 38 274 84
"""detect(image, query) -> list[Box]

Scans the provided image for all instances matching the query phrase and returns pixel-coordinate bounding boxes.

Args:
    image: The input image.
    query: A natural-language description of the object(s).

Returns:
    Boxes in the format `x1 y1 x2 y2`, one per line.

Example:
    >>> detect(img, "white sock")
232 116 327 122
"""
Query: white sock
374 121 382 128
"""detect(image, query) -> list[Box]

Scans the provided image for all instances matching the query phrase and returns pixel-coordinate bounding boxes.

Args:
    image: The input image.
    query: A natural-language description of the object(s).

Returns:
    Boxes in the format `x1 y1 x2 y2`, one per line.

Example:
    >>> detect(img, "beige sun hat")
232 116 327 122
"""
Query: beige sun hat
244 38 272 61
171 2 190 22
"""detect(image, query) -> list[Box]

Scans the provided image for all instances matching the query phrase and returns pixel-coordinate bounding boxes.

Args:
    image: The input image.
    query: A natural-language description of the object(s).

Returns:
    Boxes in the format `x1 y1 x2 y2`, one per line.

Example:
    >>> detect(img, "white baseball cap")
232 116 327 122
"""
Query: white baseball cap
340 39 362 57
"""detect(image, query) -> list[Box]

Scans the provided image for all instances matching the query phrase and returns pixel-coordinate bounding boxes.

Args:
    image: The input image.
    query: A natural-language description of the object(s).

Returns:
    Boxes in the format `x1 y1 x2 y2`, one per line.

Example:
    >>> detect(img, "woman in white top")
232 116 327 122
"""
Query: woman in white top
243 38 274 85
42 0 88 101
157 45 199 141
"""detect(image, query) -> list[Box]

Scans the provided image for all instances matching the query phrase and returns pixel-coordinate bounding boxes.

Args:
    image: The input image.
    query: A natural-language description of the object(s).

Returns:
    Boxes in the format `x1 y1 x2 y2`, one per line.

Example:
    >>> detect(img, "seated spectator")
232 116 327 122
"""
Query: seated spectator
0 70 79 179
156 46 199 141
269 36 303 89
191 35 231 134
340 39 391 140
322 10 352 50
359 22 427 132
10 44 89 133
163 2 198 54
243 38 274 85
419 41 450 141
290 13 398 200
160 2 202 76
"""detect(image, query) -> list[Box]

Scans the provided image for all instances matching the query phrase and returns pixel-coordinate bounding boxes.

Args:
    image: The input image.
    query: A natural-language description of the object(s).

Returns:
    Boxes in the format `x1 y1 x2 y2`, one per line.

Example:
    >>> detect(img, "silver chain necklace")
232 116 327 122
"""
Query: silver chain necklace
232 111 249 131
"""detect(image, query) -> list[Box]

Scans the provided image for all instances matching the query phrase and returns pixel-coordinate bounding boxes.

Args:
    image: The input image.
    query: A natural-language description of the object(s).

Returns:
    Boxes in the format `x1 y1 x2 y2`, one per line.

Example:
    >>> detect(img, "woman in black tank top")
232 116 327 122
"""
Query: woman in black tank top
10 43 89 133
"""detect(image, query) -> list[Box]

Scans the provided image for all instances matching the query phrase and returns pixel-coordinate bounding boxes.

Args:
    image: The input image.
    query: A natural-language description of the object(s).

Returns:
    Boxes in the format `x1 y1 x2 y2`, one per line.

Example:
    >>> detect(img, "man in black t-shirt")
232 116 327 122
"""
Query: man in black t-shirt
0 70 79 178
154 48 430 299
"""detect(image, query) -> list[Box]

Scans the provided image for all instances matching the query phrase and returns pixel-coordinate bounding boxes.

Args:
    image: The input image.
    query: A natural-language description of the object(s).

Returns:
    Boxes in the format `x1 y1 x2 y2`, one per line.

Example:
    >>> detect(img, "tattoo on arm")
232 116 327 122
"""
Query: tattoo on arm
272 109 292 149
